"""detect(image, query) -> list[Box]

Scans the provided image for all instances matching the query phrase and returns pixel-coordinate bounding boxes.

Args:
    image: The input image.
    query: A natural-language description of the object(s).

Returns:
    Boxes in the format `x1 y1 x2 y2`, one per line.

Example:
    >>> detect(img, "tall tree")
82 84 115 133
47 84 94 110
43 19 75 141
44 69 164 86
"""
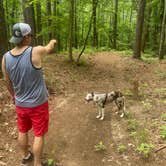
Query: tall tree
11 0 17 24
74 0 78 49
0 0 8 62
69 0 74 61
142 2 151 52
46 0 52 40
76 0 98 64
53 0 61 51
92 0 98 48
108 14 113 48
159 0 166 59
36 0 43 44
22 0 36 44
128 1 134 47
133 0 146 59
151 1 160 54
113 0 118 49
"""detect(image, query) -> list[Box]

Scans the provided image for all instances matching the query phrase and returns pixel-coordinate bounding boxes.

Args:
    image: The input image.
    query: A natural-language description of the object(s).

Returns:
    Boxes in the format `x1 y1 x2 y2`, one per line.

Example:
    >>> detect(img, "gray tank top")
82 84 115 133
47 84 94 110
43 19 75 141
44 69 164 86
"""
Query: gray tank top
5 46 48 107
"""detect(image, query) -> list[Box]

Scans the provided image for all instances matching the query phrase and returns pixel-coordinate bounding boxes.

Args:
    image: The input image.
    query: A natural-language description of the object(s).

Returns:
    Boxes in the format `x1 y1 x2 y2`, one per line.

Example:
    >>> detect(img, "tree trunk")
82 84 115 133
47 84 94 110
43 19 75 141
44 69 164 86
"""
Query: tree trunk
159 0 166 59
5 0 10 42
142 6 151 52
69 0 74 61
76 0 98 64
133 0 146 59
0 0 8 60
108 14 113 47
46 0 52 40
92 0 98 48
11 0 16 21
74 0 78 49
22 0 36 45
113 0 118 49
128 2 133 47
53 0 61 51
36 0 43 45
80 0 84 47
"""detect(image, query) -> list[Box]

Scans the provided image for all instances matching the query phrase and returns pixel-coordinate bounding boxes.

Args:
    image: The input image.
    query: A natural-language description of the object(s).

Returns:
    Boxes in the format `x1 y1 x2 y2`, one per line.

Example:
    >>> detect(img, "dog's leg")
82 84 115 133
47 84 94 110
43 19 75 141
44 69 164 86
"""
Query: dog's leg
96 107 101 119
118 105 124 118
115 110 119 114
120 112 124 118
99 108 105 120
114 100 119 114
120 97 126 118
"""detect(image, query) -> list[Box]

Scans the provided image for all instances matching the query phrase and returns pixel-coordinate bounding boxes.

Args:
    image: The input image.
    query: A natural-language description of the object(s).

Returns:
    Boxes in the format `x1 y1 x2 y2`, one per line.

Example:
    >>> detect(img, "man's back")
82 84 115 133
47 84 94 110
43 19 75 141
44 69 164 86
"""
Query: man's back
5 46 48 107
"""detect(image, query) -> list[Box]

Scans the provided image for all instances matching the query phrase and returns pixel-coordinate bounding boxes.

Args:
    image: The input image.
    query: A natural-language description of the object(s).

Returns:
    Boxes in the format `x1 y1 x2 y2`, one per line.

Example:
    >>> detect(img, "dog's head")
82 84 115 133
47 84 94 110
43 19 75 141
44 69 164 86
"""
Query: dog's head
85 92 94 102
109 91 123 100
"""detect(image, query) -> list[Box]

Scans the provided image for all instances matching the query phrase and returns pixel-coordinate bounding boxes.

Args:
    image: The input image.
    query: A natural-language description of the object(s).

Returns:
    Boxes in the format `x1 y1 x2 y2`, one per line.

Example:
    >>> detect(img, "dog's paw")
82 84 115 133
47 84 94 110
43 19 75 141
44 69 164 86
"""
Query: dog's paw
120 113 124 118
99 116 104 120
96 115 101 119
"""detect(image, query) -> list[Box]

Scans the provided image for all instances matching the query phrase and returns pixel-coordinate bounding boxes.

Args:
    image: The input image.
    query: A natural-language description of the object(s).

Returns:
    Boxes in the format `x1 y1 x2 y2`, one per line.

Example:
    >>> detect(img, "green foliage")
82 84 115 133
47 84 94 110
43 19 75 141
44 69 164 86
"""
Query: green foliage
76 58 89 67
125 111 134 119
130 128 150 145
154 88 166 94
48 159 54 166
161 114 166 121
129 131 137 140
141 99 152 110
137 143 154 159
124 89 133 97
160 125 166 140
127 119 138 131
138 129 149 144
112 50 133 57
160 100 166 104
94 141 106 152
126 112 139 133
117 144 127 153
2 0 165 59
155 70 166 79
141 56 159 63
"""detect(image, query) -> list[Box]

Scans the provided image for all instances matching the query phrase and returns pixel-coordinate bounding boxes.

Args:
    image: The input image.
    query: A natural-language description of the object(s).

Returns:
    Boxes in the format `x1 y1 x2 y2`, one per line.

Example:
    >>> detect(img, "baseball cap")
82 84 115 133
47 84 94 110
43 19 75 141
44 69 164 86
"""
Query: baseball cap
9 23 32 44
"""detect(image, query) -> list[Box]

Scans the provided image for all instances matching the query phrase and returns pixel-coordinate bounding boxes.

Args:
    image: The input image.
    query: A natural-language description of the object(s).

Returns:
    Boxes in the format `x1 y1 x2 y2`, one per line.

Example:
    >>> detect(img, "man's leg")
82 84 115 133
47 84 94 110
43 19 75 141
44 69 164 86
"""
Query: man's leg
18 132 29 158
33 136 44 166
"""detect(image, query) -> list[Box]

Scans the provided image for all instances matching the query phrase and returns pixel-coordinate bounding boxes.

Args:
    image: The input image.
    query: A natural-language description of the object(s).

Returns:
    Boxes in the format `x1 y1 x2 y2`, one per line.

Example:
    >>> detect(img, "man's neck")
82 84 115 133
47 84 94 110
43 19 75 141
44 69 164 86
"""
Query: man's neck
11 45 29 56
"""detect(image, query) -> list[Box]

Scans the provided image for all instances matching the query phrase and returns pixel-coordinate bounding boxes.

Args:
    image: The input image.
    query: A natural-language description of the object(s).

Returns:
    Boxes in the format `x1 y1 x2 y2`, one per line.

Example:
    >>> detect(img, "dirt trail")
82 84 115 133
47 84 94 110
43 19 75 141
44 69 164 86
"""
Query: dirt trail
0 53 165 166
44 53 165 166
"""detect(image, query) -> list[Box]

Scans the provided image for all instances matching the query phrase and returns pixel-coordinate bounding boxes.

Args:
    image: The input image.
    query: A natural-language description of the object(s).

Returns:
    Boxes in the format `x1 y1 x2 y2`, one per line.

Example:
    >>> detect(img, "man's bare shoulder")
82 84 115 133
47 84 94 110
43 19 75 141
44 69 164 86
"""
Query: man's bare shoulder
33 46 46 55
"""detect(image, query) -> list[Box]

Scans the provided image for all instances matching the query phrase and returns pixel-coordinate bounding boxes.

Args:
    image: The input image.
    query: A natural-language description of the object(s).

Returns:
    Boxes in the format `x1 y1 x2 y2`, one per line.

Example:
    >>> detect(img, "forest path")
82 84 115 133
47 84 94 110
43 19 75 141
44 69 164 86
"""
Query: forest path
44 53 166 166
0 52 165 166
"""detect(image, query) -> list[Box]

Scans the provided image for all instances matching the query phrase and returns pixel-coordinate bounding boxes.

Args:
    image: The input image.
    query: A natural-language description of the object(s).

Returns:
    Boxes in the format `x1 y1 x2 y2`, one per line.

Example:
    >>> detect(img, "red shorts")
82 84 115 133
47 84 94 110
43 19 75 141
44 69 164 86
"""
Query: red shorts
16 101 49 137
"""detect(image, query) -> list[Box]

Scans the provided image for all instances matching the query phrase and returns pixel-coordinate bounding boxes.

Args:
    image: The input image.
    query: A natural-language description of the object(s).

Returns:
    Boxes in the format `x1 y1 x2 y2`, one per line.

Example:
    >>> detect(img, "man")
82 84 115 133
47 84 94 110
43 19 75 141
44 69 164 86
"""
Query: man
1 23 56 166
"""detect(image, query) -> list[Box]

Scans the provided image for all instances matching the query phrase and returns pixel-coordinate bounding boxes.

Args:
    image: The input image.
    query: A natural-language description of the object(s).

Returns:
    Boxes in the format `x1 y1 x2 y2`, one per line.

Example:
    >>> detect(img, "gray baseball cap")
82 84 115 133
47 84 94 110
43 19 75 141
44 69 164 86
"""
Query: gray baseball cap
9 23 32 44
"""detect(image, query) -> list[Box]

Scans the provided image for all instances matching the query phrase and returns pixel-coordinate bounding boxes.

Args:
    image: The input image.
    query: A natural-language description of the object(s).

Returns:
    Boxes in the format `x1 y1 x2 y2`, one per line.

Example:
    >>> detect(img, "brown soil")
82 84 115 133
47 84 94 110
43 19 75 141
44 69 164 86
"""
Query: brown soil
0 52 166 166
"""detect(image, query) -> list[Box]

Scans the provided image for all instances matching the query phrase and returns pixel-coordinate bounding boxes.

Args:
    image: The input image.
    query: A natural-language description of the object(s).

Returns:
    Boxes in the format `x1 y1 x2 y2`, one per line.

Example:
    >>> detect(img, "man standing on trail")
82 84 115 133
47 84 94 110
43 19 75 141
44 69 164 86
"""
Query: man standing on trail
1 23 56 166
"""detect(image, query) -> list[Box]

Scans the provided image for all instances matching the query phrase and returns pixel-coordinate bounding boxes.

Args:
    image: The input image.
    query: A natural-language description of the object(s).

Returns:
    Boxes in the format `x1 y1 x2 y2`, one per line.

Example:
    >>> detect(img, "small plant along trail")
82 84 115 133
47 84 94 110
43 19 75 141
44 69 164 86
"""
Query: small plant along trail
0 52 165 166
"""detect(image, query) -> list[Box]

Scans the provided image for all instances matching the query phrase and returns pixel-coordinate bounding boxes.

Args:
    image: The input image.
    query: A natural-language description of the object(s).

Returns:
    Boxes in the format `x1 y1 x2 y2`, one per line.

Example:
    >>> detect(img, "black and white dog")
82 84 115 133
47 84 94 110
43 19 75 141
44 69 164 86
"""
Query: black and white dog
85 91 126 120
